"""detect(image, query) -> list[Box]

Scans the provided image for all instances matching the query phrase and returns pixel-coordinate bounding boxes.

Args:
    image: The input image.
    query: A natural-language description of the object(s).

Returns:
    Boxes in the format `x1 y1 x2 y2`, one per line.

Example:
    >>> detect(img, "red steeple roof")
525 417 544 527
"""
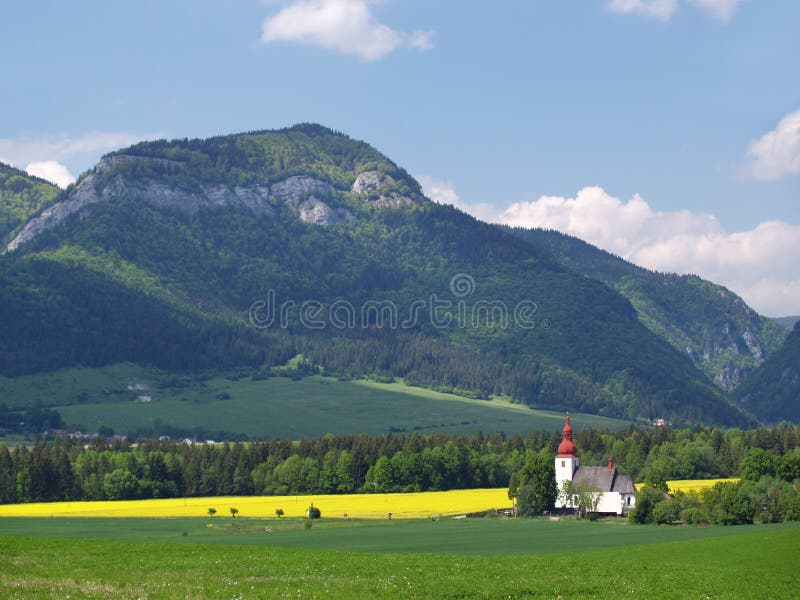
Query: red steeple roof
557 414 577 458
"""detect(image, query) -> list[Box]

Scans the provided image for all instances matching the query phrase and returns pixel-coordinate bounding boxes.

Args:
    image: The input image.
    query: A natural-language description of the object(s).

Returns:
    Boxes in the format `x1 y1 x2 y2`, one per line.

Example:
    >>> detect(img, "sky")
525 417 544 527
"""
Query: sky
0 0 798 316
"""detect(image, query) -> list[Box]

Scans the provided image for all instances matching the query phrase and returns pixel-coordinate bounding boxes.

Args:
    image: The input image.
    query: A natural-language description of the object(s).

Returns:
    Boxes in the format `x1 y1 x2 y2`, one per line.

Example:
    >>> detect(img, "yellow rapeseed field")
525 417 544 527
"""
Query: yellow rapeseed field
635 478 740 494
0 488 512 519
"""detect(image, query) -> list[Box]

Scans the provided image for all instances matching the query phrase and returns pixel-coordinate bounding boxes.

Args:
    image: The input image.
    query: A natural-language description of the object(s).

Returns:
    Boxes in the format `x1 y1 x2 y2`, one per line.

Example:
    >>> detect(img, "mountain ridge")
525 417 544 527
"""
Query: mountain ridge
0 125 754 427
507 227 786 391
6 124 422 252
774 316 800 331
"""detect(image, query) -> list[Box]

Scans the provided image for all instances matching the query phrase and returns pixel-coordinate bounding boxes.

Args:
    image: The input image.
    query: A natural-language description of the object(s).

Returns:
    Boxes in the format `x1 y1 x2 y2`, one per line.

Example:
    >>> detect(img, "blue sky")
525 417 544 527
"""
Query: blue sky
1 0 798 315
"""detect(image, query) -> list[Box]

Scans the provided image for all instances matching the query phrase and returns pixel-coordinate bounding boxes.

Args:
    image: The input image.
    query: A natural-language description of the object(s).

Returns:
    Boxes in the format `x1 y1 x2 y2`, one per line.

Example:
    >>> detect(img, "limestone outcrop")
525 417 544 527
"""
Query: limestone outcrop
350 170 416 208
5 161 364 252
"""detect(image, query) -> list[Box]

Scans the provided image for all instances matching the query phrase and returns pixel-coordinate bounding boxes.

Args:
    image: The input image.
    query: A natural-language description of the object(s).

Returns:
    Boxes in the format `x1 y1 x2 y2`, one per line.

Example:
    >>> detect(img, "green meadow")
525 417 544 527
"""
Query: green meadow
0 364 630 439
0 516 795 555
0 518 797 598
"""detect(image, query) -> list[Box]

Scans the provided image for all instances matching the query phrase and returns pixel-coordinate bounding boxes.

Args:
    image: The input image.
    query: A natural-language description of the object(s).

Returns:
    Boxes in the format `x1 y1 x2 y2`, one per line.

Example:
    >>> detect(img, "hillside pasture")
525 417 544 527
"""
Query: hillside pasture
0 365 630 439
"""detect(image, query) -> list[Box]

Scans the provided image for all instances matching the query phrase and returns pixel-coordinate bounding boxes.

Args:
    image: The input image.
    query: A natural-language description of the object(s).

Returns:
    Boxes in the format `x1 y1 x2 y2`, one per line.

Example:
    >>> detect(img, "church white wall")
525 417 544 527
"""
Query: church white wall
593 492 636 515
594 492 622 515
554 456 578 508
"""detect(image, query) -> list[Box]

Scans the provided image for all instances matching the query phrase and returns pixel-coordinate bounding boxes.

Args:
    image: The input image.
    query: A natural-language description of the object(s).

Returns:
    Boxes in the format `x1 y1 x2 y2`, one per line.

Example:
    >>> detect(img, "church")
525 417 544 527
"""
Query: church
554 414 637 515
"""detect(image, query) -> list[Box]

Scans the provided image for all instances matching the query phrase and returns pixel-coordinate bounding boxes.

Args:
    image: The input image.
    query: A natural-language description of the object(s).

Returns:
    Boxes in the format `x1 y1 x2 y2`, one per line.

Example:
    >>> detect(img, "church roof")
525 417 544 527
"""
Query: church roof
572 466 636 494
611 472 637 494
556 414 577 457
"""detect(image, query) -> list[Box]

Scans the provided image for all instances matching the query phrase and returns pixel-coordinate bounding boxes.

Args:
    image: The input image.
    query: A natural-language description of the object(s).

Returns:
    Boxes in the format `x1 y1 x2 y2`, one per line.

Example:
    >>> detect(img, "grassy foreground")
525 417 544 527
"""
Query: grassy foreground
0 522 797 598
0 516 795 556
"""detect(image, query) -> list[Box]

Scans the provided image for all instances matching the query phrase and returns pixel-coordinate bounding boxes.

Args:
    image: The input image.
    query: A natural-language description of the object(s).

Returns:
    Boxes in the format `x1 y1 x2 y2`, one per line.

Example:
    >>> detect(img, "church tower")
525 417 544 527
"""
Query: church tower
554 414 579 507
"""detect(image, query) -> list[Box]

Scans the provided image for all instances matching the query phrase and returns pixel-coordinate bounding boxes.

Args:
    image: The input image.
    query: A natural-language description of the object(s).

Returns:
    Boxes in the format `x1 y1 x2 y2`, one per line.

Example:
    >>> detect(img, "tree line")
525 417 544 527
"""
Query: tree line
630 445 800 526
2 423 799 505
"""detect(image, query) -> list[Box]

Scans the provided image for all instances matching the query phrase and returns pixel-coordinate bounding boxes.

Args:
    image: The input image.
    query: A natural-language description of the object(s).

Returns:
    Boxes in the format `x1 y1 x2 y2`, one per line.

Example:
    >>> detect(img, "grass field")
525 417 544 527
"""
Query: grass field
0 519 797 598
1 516 796 556
0 364 630 439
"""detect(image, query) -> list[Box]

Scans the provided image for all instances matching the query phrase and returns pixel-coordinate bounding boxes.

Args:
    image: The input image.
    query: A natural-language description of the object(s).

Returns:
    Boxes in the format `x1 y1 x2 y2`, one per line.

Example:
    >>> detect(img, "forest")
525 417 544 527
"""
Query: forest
3 423 799 508
0 162 59 242
508 226 787 395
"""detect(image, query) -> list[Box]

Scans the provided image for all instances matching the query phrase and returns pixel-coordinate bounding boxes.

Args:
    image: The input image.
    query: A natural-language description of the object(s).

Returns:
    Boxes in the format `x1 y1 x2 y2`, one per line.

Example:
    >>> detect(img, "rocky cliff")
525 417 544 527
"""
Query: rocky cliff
6 152 416 252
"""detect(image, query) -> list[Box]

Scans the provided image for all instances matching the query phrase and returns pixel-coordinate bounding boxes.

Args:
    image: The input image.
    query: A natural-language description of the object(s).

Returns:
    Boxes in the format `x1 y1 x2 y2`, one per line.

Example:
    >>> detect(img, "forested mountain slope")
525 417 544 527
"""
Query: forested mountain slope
0 162 60 243
509 228 786 391
0 125 752 426
736 322 800 423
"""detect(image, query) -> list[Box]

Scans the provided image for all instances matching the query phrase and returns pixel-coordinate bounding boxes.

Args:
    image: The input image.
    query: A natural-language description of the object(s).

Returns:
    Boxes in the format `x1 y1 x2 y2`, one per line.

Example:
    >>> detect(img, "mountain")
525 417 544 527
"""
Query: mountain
736 322 800 422
508 228 786 391
774 316 800 331
0 162 60 243
0 124 752 426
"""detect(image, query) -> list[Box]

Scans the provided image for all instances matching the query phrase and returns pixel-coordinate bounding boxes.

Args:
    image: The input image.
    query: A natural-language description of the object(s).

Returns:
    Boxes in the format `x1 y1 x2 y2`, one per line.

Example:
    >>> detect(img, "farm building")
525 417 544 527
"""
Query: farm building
554 414 636 515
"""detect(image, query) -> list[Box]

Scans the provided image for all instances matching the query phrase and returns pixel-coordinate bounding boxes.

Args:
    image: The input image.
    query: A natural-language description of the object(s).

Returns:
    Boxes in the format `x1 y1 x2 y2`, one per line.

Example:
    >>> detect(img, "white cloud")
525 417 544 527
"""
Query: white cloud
25 161 75 189
408 29 435 50
421 178 800 316
628 220 800 289
688 0 745 22
607 0 745 22
742 108 800 181
417 175 502 224
0 132 147 166
729 278 800 319
260 0 434 61
0 131 160 180
607 0 679 21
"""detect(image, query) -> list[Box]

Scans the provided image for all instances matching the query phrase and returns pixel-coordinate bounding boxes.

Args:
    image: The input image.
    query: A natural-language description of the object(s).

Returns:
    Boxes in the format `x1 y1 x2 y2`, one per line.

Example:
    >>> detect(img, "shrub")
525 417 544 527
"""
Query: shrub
705 482 756 525
653 499 680 525
781 491 800 521
740 448 776 481
750 478 785 523
628 486 665 525
679 507 707 525
515 485 543 517
307 504 321 519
